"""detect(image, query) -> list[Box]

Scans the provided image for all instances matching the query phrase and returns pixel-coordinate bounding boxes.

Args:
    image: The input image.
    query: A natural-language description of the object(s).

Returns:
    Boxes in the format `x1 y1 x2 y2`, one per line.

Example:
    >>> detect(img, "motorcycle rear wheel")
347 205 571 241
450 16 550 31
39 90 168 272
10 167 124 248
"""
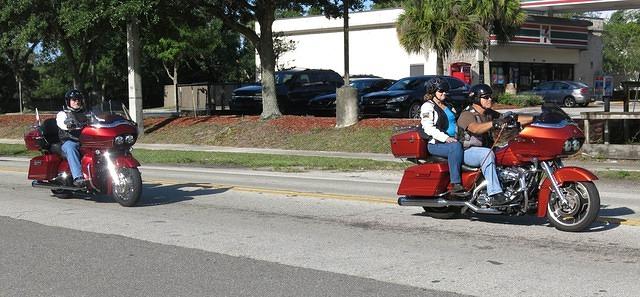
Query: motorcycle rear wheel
546 181 600 232
112 168 142 207
423 206 460 219
51 189 72 199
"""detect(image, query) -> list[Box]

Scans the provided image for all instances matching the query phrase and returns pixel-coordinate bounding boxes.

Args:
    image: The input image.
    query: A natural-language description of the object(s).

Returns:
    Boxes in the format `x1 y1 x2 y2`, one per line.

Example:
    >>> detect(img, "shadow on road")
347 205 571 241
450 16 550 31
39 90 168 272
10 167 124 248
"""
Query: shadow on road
599 204 635 217
70 182 232 206
137 182 231 206
414 211 622 232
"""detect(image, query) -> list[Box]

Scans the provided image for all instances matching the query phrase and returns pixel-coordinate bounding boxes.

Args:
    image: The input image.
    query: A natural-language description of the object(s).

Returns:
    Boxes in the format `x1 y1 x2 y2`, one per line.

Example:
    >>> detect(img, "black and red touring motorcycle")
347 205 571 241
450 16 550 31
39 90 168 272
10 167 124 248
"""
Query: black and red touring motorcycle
391 104 600 232
24 101 142 206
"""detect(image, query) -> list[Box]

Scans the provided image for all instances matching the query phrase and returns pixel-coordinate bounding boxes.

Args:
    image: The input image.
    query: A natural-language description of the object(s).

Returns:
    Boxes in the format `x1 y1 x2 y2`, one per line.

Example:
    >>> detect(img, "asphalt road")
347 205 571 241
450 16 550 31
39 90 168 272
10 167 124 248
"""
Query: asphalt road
1 158 640 297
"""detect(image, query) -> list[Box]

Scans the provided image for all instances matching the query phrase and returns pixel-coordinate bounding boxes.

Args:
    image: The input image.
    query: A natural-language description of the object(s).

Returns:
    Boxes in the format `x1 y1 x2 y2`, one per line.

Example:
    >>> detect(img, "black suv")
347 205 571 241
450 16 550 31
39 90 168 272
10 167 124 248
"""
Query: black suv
359 75 470 118
230 68 343 114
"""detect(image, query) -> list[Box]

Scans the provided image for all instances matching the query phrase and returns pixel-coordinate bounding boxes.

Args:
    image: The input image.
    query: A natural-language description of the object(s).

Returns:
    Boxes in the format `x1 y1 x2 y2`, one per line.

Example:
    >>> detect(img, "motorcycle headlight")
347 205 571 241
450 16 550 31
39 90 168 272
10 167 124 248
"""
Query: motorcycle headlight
571 139 581 151
114 136 124 145
387 95 409 103
125 134 135 144
563 140 573 152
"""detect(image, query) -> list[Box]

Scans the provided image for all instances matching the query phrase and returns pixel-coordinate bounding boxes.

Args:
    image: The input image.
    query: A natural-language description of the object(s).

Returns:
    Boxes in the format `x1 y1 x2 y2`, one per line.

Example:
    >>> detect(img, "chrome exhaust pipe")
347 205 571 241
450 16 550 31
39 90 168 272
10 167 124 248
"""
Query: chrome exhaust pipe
31 180 83 192
398 196 504 215
463 201 503 214
398 196 467 207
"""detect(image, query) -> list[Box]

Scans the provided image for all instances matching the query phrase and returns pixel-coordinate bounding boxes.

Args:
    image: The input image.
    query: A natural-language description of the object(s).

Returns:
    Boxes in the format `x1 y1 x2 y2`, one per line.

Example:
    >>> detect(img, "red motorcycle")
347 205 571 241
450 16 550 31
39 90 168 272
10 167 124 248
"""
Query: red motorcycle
24 101 143 207
391 104 600 232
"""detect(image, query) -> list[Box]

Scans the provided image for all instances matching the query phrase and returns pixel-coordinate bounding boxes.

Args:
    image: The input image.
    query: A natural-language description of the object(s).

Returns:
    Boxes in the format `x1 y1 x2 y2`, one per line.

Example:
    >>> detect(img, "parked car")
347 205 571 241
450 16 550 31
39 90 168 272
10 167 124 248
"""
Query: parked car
359 75 470 118
523 80 594 107
308 77 395 116
230 68 344 114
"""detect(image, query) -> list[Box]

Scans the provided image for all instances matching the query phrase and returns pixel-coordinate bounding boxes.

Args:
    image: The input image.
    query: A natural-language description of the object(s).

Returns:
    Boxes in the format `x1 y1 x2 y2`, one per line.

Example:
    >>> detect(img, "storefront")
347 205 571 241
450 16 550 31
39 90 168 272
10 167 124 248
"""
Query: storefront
271 9 602 91
476 15 596 92
488 62 575 92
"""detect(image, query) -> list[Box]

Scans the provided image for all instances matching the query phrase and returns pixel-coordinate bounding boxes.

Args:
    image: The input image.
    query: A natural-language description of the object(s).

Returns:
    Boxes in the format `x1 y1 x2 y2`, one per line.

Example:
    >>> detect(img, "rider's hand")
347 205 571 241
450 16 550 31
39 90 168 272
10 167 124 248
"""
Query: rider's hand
445 137 458 143
492 118 508 129
500 111 518 123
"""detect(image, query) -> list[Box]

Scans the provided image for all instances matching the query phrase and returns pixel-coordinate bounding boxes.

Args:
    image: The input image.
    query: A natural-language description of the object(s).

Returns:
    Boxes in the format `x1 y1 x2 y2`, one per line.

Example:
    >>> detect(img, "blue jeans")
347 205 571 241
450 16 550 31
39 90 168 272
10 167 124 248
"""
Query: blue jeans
62 140 82 179
463 147 502 196
427 142 463 184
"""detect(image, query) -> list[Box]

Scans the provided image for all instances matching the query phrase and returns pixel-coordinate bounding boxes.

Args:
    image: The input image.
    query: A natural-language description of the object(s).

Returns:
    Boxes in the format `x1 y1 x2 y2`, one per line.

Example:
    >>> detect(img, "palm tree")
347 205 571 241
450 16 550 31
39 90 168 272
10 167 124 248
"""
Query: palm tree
468 0 526 85
396 0 478 75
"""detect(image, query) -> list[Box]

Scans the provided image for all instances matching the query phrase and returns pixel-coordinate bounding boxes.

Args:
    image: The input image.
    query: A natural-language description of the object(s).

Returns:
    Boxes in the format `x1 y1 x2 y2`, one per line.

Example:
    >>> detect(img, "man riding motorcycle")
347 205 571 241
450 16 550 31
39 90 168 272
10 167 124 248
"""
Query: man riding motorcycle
457 84 533 205
55 89 89 187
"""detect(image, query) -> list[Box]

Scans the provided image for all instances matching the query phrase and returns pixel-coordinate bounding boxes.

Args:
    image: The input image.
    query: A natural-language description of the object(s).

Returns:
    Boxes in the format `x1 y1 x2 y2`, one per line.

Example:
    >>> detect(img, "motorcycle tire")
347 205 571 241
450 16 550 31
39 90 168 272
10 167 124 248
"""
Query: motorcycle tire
423 206 460 219
546 181 600 232
111 167 142 207
51 189 72 199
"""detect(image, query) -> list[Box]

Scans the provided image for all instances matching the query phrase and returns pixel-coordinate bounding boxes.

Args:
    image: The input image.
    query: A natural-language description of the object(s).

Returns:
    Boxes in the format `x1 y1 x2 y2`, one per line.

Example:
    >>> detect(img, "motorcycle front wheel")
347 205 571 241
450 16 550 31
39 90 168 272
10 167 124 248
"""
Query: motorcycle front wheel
546 181 600 232
112 167 142 207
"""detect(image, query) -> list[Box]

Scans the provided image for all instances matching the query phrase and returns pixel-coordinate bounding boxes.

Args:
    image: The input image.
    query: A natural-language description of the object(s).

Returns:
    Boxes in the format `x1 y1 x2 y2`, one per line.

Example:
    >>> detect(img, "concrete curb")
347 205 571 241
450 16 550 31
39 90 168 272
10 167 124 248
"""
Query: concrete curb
2 138 639 172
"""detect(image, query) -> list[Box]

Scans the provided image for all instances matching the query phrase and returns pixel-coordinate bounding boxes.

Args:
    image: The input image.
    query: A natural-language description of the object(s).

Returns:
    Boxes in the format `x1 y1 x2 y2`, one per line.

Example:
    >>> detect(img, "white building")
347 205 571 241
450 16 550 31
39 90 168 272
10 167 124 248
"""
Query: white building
266 8 604 92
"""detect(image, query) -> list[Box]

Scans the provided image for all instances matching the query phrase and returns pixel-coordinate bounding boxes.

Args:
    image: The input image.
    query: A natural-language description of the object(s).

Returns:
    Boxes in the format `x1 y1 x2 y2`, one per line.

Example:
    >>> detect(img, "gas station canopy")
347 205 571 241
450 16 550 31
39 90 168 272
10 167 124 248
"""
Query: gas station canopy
522 0 640 12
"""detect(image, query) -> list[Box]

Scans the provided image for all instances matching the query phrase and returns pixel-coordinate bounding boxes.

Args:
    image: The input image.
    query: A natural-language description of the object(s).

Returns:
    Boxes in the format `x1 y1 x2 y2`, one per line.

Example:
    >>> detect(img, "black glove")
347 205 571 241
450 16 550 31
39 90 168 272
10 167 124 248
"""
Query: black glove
492 118 509 129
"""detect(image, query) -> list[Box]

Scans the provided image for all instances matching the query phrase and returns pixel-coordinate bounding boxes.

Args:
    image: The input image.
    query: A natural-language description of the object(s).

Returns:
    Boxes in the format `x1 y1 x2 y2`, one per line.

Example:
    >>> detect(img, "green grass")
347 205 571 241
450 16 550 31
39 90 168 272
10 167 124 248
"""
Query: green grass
0 143 407 172
497 93 544 107
0 144 39 157
594 170 640 180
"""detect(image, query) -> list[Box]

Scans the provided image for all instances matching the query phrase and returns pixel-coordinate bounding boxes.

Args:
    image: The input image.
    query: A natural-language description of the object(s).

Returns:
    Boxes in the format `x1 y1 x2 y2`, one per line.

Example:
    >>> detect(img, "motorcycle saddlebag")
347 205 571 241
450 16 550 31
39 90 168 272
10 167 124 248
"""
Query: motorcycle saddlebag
397 163 449 196
390 130 428 159
28 154 62 180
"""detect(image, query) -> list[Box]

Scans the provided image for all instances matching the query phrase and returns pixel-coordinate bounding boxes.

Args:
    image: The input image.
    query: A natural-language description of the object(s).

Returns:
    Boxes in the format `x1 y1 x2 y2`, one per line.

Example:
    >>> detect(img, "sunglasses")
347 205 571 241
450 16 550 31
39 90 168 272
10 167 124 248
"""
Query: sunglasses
480 95 492 100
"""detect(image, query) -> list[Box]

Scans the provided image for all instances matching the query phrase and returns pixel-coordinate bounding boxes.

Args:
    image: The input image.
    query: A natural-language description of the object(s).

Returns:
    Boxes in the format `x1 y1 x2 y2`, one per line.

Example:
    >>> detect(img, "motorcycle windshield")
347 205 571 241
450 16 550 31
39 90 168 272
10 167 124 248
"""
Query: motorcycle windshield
536 103 573 124
89 101 134 124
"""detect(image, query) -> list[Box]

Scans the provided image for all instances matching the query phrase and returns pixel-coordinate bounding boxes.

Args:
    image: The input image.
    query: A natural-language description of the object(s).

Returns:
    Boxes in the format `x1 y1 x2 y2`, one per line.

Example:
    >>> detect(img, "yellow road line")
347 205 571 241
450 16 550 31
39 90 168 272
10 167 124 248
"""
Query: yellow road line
598 217 640 227
147 178 396 204
0 166 26 174
2 168 639 227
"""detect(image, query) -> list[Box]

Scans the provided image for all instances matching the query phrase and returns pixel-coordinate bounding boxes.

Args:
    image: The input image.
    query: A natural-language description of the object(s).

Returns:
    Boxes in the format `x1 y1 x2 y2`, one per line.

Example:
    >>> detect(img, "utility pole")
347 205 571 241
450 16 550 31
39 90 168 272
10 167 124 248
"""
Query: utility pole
127 17 144 135
335 0 358 128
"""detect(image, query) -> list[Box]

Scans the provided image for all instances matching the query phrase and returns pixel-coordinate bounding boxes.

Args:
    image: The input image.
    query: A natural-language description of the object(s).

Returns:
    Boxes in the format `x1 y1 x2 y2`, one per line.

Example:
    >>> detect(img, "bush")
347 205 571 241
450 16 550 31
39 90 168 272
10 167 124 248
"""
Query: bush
497 93 543 107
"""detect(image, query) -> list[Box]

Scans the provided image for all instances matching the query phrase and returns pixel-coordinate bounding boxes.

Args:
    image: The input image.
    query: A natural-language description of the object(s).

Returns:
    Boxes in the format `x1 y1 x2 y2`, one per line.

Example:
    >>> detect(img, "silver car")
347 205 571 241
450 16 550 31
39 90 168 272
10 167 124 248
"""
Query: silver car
526 81 595 107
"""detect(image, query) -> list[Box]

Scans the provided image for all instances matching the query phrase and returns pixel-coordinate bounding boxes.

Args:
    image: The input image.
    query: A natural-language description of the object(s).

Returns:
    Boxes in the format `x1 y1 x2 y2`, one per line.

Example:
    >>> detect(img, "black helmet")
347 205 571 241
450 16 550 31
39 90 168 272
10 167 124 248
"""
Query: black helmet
469 84 493 104
424 77 450 97
64 89 85 111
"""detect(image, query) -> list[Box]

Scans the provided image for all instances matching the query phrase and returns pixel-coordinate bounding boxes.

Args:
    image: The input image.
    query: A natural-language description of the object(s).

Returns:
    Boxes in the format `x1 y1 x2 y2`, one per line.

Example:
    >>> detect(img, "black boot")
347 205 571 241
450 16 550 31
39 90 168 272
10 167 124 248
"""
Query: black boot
489 192 510 205
73 177 86 187
449 183 470 199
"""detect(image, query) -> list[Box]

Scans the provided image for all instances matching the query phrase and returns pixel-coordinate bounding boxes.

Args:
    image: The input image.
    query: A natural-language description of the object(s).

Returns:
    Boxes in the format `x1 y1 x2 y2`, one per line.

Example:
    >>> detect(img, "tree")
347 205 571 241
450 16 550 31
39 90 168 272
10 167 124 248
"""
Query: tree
0 0 46 112
144 4 224 112
372 0 402 9
603 10 640 80
467 0 525 85
396 0 477 75
202 1 367 119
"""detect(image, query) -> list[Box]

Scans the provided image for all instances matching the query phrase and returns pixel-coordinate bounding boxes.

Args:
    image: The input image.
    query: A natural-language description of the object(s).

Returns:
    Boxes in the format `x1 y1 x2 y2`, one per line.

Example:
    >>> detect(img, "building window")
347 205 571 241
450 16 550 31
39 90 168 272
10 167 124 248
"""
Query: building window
410 64 424 76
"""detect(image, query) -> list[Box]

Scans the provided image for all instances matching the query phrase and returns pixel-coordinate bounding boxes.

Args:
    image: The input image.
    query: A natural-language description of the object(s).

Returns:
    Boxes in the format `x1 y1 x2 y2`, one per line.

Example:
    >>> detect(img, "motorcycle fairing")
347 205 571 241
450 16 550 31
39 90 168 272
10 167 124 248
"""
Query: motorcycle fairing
114 155 141 168
536 166 598 217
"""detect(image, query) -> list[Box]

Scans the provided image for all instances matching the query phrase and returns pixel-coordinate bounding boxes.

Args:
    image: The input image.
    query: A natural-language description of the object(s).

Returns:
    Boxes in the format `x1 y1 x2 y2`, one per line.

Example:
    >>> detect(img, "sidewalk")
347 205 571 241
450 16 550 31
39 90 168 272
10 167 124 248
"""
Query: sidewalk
3 138 639 172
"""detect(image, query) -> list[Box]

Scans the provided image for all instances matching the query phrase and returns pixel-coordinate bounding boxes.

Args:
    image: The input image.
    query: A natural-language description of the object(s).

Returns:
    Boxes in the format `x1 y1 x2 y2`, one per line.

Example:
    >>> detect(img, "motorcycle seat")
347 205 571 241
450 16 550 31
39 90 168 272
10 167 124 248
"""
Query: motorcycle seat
420 156 480 172
461 164 480 172
49 143 66 158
